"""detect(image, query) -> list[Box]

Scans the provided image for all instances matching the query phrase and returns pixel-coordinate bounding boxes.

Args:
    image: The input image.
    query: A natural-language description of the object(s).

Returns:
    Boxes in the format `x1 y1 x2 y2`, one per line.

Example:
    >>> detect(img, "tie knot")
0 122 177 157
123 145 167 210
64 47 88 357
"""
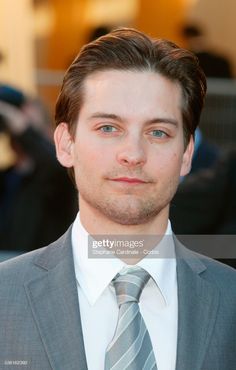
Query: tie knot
113 267 150 306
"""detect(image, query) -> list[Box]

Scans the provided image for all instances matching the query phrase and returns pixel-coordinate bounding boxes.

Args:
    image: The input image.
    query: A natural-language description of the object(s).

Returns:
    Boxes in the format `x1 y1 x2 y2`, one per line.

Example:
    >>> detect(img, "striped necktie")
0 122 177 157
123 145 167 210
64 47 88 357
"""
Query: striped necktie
105 267 157 370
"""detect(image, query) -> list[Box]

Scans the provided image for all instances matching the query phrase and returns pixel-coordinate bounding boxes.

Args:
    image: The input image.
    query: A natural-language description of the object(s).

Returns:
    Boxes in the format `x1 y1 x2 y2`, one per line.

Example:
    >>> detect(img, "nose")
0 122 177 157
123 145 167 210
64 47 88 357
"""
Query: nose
116 135 146 168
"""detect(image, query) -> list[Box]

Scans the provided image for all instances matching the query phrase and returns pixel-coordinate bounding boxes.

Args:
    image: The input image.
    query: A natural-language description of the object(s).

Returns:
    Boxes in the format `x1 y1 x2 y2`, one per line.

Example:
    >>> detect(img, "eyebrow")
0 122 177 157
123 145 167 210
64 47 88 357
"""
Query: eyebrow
88 112 178 126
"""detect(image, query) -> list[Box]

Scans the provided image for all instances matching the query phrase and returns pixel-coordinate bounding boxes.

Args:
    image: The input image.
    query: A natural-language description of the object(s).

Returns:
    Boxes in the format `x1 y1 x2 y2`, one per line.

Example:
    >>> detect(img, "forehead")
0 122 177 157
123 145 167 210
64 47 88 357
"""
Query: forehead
80 69 183 122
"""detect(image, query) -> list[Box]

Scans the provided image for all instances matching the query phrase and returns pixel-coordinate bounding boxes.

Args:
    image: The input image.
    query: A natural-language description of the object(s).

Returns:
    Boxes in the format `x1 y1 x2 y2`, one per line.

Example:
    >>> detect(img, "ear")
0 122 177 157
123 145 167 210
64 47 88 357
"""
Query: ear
180 135 194 177
54 122 74 168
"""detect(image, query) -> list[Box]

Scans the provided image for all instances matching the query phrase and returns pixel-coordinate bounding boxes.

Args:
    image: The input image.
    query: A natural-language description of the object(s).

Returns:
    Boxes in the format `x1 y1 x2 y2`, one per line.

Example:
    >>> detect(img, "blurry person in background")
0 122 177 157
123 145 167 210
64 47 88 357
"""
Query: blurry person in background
170 24 236 251
69 25 111 65
170 145 236 269
182 24 233 79
0 29 235 370
186 127 220 173
0 85 77 253
170 145 236 234
87 25 111 42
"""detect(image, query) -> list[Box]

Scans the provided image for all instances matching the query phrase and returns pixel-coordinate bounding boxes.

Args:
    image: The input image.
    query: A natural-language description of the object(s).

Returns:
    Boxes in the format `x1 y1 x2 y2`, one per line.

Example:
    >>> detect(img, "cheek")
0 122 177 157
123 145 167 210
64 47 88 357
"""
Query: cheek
171 151 183 165
169 152 184 172
152 149 183 171
73 141 98 163
73 142 112 178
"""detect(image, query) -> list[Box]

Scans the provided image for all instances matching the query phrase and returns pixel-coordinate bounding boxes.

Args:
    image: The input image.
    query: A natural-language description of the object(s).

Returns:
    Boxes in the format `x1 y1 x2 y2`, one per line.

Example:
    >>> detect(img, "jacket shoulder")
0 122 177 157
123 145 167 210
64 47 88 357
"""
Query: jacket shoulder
0 246 48 285
0 227 72 283
178 241 236 296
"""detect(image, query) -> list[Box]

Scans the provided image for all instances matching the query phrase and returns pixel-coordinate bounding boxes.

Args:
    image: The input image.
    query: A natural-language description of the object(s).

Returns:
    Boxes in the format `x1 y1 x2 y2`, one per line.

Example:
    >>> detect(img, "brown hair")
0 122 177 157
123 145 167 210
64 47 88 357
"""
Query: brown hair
55 27 206 144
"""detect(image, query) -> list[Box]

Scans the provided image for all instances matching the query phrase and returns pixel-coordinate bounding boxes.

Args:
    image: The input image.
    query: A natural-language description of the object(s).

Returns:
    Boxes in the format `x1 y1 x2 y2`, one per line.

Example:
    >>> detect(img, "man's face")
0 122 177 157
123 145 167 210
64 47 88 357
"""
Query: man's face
55 70 193 225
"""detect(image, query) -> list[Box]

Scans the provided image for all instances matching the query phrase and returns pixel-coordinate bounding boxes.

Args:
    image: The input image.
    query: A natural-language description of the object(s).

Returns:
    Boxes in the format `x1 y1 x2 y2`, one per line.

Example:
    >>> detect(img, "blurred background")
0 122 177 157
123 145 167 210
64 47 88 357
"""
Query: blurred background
0 0 236 266
1 0 236 147
1 0 236 112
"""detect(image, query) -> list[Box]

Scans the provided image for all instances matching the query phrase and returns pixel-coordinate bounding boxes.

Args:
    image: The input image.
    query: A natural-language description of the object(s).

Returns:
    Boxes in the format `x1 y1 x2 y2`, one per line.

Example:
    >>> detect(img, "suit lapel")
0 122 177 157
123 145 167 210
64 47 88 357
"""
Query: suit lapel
175 241 220 370
24 229 88 370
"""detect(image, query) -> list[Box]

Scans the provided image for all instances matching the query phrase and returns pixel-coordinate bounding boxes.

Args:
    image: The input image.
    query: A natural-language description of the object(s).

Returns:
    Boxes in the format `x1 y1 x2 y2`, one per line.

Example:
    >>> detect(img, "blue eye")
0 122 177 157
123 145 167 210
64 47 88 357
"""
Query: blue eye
100 125 117 132
151 130 167 138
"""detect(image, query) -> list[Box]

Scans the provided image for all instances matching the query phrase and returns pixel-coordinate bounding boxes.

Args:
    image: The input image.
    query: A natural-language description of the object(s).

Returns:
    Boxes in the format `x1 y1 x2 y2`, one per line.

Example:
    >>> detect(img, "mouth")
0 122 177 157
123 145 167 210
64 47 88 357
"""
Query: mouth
109 177 148 184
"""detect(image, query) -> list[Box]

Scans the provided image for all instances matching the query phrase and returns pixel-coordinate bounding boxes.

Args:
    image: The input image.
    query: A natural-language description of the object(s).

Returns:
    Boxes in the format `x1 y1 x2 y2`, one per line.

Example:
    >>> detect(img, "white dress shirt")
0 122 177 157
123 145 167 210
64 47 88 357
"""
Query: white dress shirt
72 212 178 370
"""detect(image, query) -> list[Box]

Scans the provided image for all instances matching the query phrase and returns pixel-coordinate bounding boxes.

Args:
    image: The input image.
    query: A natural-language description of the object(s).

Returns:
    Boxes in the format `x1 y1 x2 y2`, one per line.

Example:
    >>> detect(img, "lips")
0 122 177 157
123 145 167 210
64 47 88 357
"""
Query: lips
110 177 147 184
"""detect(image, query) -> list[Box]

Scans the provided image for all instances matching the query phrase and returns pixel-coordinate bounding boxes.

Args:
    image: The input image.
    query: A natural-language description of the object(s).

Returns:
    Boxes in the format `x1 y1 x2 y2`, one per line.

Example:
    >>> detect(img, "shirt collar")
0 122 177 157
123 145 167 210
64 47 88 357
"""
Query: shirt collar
72 212 176 306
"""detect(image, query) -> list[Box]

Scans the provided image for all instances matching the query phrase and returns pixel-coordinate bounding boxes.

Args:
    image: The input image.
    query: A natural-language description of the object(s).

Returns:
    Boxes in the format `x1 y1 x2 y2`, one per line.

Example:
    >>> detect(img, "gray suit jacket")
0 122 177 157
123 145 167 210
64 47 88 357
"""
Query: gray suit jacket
0 228 236 370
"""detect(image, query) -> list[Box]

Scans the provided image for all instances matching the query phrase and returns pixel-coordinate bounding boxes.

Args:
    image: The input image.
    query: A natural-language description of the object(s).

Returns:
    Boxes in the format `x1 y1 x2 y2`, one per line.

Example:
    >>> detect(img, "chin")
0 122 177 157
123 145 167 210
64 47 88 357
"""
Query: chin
98 204 166 226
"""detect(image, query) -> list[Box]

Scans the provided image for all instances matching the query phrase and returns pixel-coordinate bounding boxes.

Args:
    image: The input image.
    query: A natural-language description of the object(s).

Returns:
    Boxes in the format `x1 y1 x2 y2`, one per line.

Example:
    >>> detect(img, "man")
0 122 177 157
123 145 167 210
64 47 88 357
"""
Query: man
0 28 235 370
